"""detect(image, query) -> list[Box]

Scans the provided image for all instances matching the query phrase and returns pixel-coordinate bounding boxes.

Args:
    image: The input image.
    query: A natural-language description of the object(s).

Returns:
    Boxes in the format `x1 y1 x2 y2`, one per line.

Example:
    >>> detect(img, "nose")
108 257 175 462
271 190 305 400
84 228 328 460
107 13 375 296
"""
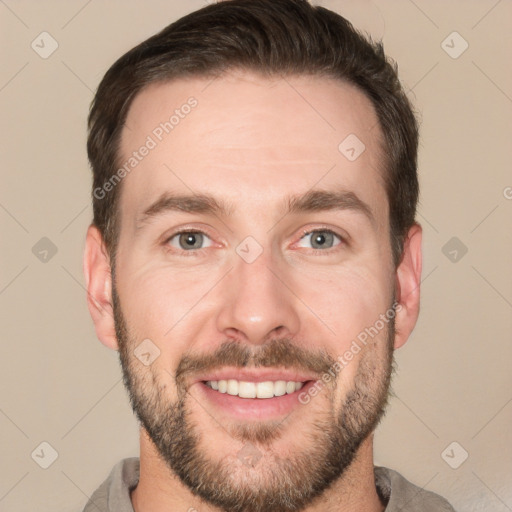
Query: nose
215 249 301 346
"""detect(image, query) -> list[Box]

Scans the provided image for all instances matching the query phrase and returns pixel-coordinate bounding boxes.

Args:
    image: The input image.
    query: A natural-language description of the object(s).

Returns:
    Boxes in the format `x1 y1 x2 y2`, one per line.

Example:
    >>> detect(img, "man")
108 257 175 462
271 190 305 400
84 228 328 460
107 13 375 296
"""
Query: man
83 0 455 510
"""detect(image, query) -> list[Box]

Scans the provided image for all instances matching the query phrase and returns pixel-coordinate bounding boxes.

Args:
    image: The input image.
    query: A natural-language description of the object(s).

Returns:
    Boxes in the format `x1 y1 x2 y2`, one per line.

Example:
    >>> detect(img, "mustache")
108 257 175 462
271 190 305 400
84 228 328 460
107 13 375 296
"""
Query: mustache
175 338 337 389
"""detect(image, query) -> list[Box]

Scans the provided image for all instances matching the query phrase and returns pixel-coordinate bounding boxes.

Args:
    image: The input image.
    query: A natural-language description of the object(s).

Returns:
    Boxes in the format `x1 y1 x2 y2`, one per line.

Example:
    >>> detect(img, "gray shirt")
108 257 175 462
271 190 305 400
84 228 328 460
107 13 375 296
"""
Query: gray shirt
83 458 456 511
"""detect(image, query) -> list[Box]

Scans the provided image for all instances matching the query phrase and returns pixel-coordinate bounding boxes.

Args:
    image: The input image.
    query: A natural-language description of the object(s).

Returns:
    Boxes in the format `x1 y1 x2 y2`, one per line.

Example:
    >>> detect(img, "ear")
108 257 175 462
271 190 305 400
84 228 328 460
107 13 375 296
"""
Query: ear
83 224 118 350
393 223 422 349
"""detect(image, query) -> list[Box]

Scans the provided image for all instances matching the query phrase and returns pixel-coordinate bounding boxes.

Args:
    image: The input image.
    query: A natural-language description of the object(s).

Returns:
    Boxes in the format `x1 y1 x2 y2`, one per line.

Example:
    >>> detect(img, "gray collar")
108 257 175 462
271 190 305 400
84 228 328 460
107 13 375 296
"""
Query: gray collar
83 458 455 511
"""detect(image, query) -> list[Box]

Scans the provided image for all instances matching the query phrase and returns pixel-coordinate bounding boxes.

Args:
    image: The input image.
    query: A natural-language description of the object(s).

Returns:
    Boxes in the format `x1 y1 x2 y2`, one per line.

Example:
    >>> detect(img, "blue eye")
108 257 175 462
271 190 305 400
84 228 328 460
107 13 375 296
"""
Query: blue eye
297 230 342 250
168 231 213 251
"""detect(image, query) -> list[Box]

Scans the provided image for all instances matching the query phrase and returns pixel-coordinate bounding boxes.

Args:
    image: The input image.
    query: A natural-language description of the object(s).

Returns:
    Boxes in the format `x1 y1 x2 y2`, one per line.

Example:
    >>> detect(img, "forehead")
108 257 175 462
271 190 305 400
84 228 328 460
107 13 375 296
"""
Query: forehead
118 71 387 227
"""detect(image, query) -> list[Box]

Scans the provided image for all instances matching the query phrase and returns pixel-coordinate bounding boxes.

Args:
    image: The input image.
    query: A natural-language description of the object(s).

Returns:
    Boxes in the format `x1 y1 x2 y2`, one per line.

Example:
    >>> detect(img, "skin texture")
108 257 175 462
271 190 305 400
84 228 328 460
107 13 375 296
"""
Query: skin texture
84 71 422 512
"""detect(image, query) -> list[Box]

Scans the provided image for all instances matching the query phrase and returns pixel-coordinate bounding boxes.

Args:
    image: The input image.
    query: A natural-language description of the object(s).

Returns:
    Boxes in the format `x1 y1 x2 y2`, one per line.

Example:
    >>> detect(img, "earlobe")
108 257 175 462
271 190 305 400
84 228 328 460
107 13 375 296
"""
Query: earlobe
83 225 119 350
393 223 423 349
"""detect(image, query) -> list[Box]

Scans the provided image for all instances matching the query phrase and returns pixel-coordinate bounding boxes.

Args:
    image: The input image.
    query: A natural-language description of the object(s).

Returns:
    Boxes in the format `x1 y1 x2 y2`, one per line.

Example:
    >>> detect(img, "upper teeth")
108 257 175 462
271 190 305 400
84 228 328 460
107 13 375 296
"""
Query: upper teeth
206 380 304 399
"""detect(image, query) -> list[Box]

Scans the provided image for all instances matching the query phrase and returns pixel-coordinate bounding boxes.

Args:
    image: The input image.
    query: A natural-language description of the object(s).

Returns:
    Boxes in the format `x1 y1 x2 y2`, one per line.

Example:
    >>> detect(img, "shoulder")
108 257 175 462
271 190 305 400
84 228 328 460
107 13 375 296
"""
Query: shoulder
375 466 456 511
82 458 140 512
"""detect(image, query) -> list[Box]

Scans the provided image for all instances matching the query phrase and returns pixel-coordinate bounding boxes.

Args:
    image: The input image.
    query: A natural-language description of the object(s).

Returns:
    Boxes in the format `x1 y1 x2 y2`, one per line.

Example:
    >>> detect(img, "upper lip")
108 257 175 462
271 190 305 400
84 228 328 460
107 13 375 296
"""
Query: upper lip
194 368 318 384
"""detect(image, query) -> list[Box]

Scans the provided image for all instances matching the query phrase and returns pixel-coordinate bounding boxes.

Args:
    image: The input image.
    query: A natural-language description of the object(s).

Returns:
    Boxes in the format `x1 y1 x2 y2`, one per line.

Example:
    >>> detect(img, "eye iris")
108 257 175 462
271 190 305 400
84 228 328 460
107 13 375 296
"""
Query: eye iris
179 232 203 249
311 231 333 249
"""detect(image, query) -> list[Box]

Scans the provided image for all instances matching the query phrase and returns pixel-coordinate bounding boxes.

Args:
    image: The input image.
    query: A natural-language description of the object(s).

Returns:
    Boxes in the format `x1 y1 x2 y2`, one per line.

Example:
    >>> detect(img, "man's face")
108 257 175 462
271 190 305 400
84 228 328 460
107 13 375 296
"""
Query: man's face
112 71 397 511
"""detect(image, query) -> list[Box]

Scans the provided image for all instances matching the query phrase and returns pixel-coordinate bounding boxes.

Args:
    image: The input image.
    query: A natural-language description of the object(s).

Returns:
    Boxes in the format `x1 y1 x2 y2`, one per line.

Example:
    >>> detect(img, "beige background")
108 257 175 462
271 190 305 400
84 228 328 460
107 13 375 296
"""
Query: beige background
1 1 511 510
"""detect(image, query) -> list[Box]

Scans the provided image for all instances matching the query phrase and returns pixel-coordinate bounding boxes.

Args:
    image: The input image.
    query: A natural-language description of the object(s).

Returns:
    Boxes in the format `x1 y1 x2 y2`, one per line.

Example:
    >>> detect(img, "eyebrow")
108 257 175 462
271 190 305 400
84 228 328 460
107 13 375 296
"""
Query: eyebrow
286 188 375 225
136 193 234 230
135 188 375 230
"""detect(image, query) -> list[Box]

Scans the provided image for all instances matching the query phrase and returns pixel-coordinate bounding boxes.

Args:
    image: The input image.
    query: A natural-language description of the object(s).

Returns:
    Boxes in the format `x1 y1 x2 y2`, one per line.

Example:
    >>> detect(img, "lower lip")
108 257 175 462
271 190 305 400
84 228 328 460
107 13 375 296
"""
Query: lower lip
195 381 315 420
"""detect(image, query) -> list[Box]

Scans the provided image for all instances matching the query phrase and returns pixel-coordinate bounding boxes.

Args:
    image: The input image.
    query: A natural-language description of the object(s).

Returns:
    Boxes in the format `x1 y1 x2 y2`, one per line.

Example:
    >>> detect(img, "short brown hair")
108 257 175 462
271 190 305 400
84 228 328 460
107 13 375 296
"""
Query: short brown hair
87 0 419 268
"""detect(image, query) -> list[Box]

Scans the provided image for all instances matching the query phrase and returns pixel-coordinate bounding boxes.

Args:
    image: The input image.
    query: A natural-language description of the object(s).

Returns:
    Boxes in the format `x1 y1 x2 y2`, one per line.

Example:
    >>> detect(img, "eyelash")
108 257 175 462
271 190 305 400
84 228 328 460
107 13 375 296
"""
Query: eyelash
162 227 345 256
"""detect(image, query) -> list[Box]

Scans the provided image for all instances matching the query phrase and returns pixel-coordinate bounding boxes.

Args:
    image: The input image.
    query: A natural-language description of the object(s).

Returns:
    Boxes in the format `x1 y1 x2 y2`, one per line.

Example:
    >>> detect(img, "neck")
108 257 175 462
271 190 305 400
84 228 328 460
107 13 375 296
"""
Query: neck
131 429 385 512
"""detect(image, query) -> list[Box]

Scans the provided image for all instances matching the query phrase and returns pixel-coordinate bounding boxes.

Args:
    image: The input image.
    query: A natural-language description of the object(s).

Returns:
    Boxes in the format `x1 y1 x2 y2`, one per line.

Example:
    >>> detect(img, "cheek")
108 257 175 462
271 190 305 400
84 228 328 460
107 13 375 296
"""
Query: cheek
292 260 393 399
120 257 190 322
293 262 392 348
117 263 217 362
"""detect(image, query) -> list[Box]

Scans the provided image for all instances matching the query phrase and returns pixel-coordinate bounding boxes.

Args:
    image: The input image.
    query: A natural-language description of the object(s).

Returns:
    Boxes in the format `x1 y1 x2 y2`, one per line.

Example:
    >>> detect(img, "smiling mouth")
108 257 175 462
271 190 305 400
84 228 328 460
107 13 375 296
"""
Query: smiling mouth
204 379 307 399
